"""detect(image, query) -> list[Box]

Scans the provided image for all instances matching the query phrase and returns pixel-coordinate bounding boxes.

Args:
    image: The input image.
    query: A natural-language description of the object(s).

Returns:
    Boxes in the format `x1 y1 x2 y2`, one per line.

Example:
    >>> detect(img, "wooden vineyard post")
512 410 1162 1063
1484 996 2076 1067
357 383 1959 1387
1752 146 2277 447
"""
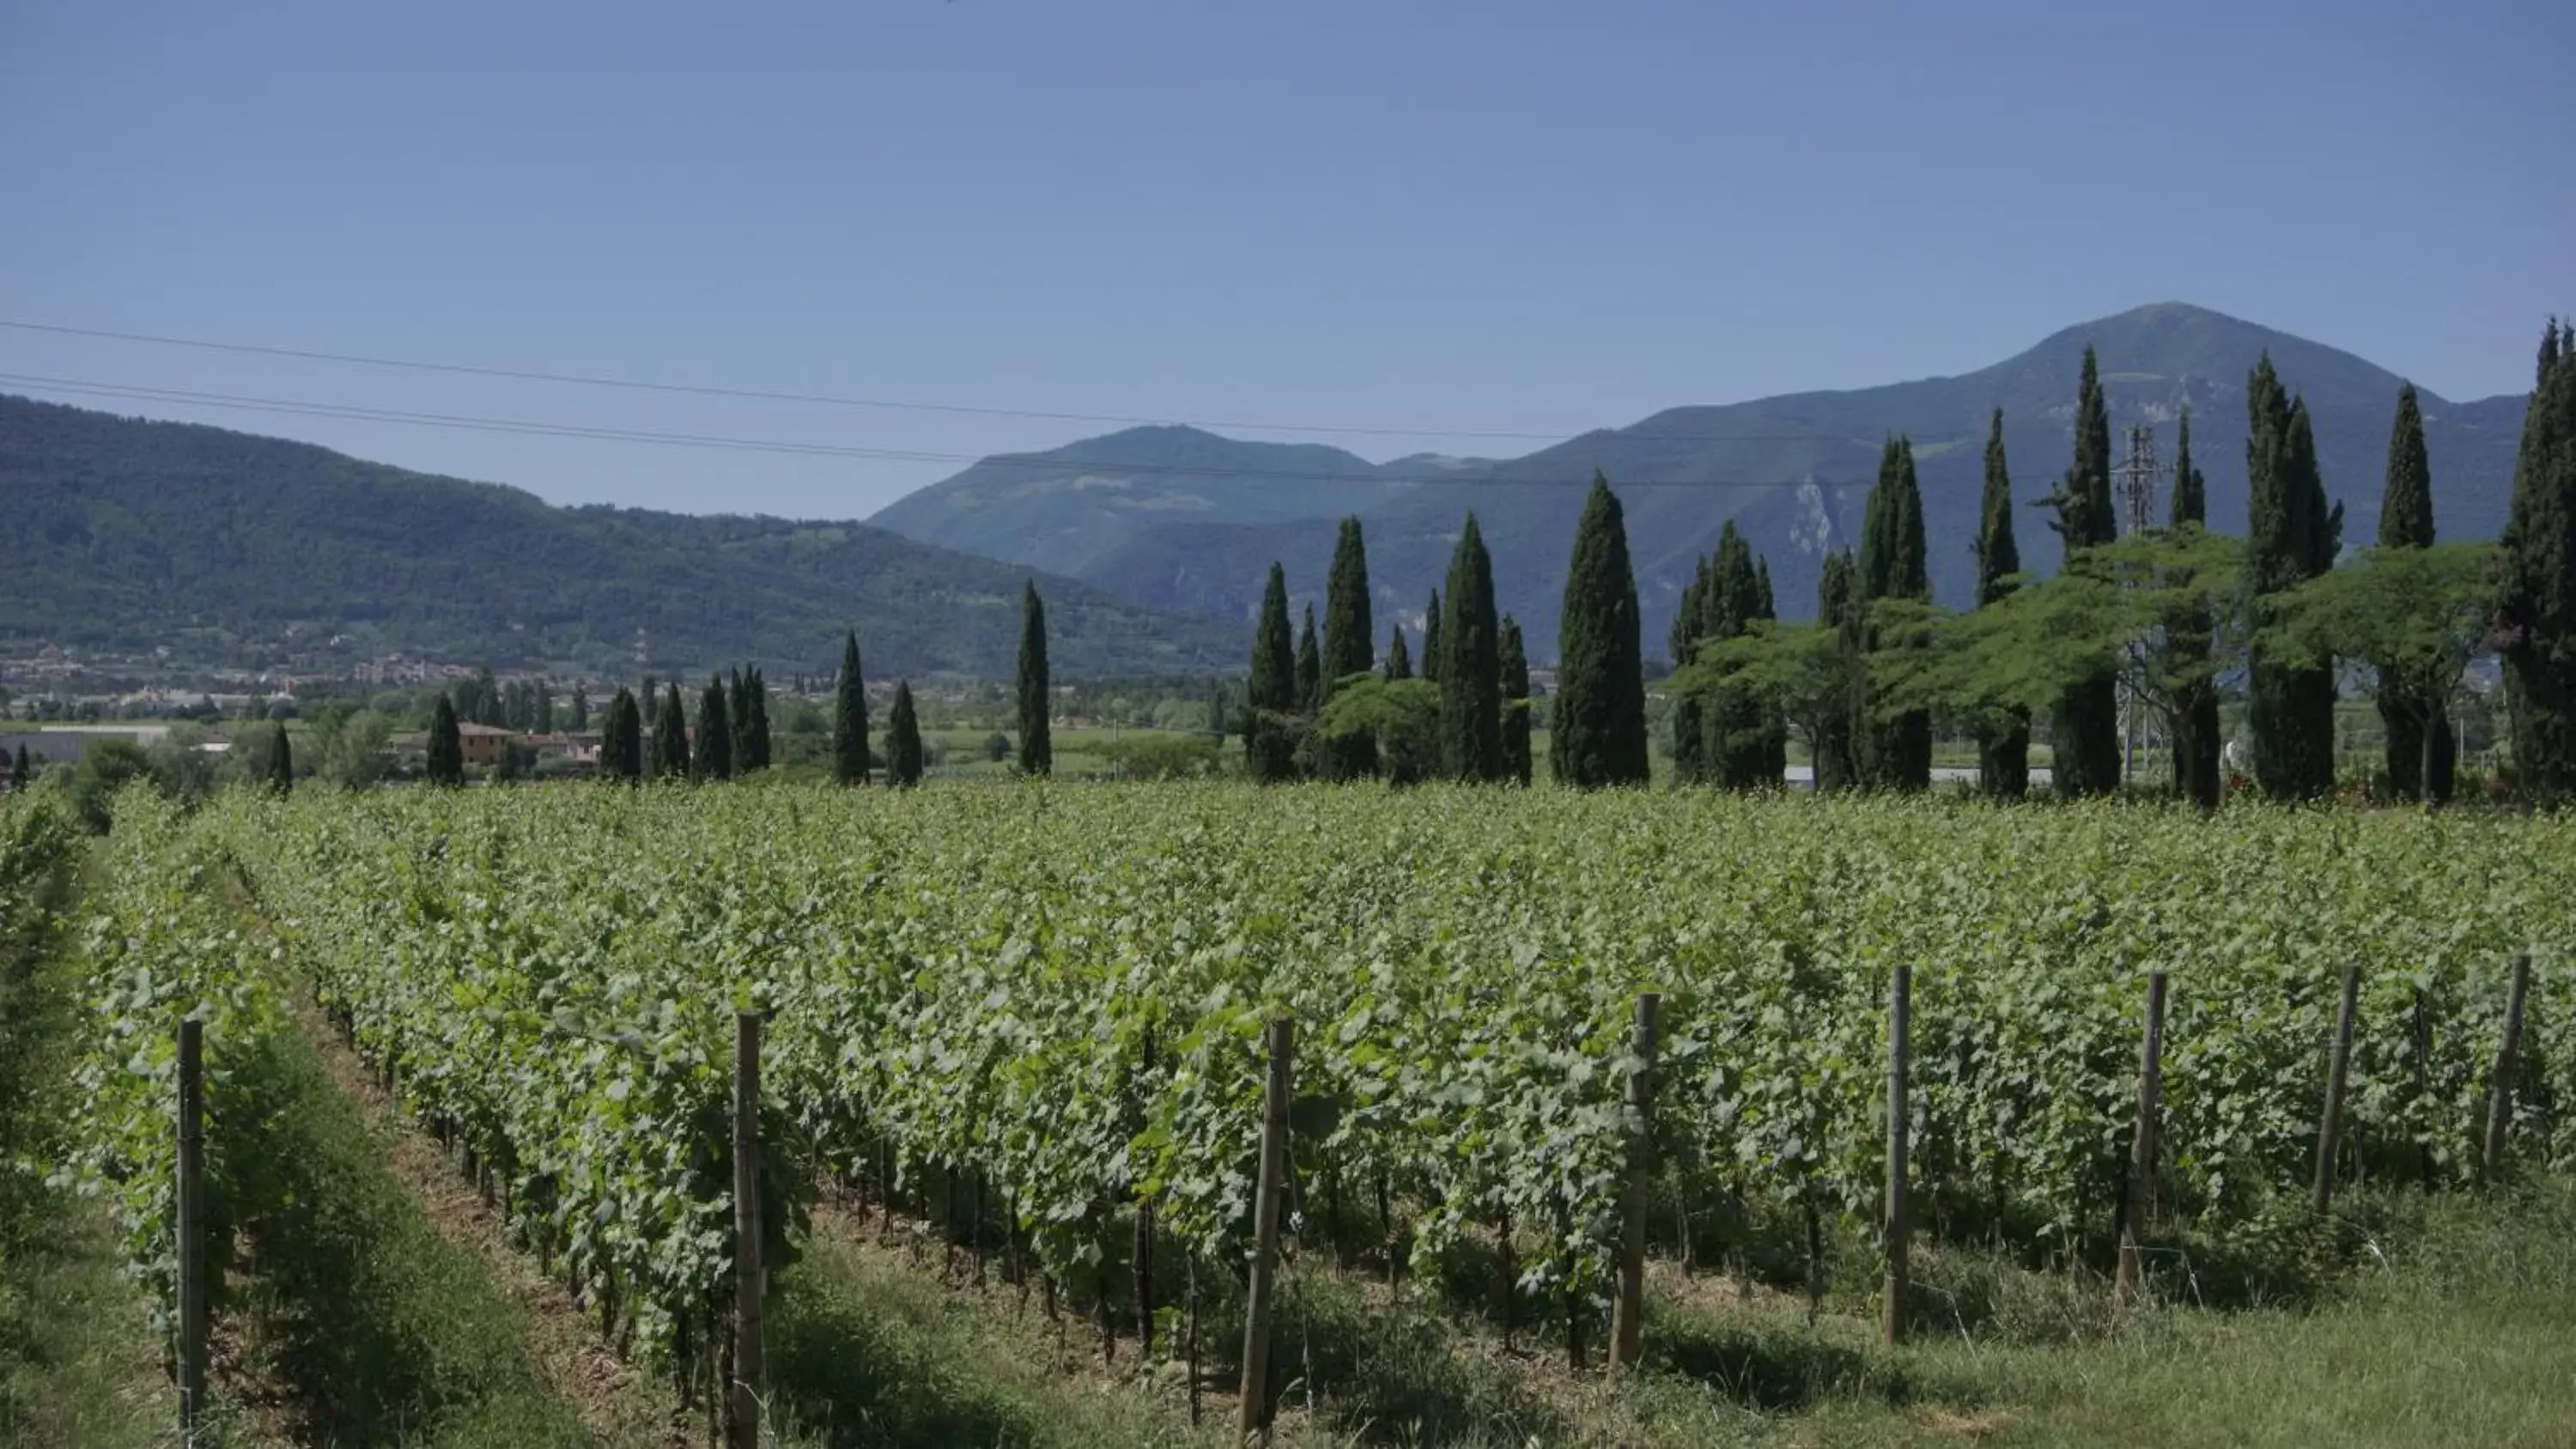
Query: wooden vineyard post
1134 1027 1156 1360
730 1012 764 1449
2312 965 2361 1222
2116 971 2167 1304
1881 962 1911 1348
1238 1018 1292 1447
1609 991 1661 1374
177 1016 205 1444
2482 954 2532 1187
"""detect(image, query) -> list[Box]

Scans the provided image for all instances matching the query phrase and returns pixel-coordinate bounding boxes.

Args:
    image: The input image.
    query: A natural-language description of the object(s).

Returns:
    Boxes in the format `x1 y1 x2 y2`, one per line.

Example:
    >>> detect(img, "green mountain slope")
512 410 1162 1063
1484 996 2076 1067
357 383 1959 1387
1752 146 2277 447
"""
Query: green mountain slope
0 396 1237 680
864 424 1429 576
1056 303 2528 659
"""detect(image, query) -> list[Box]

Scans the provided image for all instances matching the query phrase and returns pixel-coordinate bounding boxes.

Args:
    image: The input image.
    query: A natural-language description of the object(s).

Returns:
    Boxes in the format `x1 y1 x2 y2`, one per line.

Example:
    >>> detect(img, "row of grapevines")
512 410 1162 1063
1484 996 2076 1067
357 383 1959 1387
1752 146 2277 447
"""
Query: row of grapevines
216 785 2575 1355
51 790 298 1340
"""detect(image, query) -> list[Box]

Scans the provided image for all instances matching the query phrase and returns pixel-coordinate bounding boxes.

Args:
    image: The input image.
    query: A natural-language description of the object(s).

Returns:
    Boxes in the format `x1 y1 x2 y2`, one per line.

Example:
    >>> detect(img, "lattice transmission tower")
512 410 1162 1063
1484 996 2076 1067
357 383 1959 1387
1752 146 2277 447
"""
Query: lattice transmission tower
2114 424 2161 537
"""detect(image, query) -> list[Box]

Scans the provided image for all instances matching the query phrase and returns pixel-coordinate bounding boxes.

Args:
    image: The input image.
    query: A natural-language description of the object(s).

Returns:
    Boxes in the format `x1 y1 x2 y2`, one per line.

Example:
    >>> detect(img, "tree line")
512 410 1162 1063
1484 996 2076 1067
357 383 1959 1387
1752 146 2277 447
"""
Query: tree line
1681 318 2576 807
1239 317 2576 805
1240 477 1651 788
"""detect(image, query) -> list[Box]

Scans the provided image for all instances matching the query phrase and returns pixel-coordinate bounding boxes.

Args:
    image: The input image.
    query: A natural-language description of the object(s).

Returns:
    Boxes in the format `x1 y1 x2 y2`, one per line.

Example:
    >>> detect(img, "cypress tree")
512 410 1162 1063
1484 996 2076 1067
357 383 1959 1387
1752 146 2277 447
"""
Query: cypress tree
1668 554 1712 785
2167 413 2224 808
1321 517 1378 779
1017 583 1053 776
2497 321 2576 799
1295 605 1323 777
1296 605 1322 711
1754 559 1787 785
1499 614 1533 786
652 683 690 781
743 666 772 773
427 694 465 787
603 687 642 783
1856 437 1932 790
1421 590 1444 690
886 681 925 787
2375 384 2455 802
833 630 871 785
1246 563 1299 782
1813 551 1862 795
696 677 733 780
1972 409 2030 798
2047 347 2123 797
10 744 29 791
726 668 750 770
2246 356 2343 798
569 685 590 733
1439 515 1503 781
1552 473 1649 787
1383 624 1413 680
535 680 555 733
266 724 294 795
1707 524 1775 790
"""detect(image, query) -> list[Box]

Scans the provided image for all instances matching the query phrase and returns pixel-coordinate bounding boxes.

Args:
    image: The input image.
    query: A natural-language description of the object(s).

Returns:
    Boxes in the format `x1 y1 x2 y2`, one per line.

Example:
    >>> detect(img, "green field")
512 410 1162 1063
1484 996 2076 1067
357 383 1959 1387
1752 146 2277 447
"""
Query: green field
6 781 2573 1446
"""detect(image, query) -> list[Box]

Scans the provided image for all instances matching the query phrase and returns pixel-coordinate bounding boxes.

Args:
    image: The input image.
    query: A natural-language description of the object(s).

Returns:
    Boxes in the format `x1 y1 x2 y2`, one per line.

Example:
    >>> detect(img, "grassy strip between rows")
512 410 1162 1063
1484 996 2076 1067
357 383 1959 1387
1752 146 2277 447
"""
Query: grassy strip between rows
8 794 599 1447
215 1019 593 1447
1 803 169 1446
751 1171 2576 1449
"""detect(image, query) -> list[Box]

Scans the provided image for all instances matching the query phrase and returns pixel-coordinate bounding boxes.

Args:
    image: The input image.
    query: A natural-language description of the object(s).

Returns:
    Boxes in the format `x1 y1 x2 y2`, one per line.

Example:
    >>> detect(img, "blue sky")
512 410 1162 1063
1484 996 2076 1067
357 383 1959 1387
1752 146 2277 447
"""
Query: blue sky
3 1 2567 518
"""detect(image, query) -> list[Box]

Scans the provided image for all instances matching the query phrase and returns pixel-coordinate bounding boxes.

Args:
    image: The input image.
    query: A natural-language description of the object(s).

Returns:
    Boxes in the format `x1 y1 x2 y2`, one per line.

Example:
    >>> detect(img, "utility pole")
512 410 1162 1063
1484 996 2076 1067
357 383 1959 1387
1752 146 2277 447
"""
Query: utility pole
2112 424 2165 783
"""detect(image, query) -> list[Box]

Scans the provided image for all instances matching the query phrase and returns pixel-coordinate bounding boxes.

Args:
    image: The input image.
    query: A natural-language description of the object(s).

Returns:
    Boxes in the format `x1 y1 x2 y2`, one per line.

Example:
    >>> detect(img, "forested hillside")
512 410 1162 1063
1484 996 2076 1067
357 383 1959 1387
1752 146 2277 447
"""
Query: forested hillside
0 396 1237 679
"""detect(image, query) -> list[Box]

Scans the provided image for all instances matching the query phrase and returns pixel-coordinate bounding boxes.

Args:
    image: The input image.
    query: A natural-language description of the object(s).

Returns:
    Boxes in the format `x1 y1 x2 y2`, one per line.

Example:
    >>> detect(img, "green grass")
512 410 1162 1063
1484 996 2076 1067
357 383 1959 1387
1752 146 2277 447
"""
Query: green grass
744 1179 2576 1449
1597 1180 2576 1448
765 1228 1209 1449
218 1028 594 1448
3 818 598 1448
0 1194 174 1449
0 805 169 1447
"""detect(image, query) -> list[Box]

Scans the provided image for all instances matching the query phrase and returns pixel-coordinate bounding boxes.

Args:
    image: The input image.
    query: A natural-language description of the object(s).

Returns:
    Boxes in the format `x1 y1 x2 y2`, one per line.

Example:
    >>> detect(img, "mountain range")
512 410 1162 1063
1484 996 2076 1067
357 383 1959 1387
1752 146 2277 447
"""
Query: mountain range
869 303 2530 660
3 303 2535 684
0 396 1239 682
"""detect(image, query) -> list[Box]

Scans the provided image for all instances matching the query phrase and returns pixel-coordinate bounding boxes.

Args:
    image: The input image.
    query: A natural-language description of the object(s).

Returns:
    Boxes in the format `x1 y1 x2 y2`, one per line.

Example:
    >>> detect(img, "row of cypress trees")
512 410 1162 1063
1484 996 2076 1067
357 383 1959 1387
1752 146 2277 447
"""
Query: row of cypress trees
586 666 775 784
823 629 924 787
1832 322 2576 806
1244 474 1649 788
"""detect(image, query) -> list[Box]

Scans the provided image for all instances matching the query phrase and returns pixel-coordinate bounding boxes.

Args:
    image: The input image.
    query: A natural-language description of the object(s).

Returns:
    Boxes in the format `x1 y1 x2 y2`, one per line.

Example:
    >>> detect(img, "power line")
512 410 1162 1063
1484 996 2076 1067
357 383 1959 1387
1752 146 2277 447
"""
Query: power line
0 317 1839 446
0 373 1826 490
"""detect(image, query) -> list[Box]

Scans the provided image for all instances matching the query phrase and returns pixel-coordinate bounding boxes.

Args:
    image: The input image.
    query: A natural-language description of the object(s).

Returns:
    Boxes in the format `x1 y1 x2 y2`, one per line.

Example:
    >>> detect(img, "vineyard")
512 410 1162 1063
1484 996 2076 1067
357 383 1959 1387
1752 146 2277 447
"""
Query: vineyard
26 783 2576 1441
